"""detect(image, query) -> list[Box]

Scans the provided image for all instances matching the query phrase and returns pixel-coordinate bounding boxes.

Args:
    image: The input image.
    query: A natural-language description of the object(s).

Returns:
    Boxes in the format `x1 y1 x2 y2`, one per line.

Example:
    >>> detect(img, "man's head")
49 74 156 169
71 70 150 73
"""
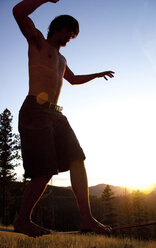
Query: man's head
47 15 79 42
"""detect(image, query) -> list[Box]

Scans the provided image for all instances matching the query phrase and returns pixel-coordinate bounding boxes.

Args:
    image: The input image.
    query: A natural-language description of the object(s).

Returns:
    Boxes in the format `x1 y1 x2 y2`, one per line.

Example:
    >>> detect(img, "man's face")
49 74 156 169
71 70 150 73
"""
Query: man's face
58 27 77 46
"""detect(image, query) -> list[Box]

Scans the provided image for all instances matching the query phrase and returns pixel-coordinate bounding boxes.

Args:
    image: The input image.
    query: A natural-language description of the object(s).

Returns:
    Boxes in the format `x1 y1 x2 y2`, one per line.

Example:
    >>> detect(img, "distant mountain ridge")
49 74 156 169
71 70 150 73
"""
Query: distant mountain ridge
67 183 128 197
88 183 156 197
89 184 127 197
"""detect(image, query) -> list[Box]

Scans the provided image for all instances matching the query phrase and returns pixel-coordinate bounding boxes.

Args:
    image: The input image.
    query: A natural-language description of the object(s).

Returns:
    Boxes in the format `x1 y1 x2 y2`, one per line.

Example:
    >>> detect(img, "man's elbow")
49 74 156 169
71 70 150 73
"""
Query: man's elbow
12 6 20 19
13 3 25 20
71 75 80 85
12 6 16 16
70 79 76 85
65 75 76 85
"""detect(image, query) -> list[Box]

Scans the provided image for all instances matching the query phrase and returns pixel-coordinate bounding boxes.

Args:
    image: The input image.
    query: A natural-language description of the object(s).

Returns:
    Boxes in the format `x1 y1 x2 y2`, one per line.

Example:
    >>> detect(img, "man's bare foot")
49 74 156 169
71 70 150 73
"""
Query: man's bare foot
81 217 112 235
14 218 52 238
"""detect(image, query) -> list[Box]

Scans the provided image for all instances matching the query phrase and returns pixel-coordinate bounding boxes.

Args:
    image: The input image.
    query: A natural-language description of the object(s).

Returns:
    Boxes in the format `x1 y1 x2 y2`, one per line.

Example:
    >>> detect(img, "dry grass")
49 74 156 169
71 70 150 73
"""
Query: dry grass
0 227 156 248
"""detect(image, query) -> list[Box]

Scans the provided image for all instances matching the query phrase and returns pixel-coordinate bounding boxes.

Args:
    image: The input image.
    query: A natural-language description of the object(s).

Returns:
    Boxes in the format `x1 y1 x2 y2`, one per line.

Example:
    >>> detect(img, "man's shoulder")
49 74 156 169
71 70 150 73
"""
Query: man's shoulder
59 52 67 64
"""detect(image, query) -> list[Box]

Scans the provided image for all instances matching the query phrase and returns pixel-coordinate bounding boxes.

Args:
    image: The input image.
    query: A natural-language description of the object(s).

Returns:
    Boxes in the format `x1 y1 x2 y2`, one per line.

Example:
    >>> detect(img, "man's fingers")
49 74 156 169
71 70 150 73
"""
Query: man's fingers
104 71 115 80
109 74 114 78
107 71 115 77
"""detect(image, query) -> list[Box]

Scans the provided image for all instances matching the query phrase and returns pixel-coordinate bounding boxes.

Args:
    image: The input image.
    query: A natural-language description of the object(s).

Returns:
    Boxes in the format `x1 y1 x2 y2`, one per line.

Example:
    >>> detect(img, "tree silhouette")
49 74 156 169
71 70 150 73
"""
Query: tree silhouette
101 185 117 226
0 108 20 225
132 190 146 224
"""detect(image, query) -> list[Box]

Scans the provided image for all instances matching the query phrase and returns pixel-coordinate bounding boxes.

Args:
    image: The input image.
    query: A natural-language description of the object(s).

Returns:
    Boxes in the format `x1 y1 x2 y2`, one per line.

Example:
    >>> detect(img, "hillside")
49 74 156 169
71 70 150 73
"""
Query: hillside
89 183 127 197
67 183 156 197
67 183 128 197
88 183 156 197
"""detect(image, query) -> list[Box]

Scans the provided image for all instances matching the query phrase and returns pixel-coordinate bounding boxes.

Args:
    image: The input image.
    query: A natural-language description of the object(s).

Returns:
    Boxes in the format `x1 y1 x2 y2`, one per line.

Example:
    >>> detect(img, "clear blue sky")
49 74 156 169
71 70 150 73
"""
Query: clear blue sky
1 0 156 189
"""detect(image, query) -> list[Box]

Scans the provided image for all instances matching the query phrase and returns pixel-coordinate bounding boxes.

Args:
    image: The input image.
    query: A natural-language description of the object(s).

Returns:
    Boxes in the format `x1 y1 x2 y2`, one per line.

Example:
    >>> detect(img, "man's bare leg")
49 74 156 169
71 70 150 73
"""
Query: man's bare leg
70 160 112 234
14 174 52 237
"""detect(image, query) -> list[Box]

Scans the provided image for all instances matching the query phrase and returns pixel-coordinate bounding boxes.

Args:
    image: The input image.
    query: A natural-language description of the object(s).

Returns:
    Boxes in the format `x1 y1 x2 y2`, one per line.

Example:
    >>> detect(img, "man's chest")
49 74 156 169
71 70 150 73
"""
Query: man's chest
29 45 66 74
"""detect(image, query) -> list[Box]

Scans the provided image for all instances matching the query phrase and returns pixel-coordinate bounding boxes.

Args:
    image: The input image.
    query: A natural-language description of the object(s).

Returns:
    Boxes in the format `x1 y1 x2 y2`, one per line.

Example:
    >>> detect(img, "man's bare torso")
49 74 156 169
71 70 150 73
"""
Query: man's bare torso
28 37 66 105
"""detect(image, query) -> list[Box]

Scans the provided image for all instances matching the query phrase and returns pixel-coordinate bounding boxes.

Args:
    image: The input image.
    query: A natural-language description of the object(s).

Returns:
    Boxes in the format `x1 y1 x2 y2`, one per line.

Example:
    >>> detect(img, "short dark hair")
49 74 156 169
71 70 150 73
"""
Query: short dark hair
47 15 79 39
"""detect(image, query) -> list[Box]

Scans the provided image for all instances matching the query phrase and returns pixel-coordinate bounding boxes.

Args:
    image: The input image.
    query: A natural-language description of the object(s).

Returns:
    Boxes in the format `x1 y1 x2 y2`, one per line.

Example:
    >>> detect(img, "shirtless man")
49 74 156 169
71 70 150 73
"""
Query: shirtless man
13 0 115 237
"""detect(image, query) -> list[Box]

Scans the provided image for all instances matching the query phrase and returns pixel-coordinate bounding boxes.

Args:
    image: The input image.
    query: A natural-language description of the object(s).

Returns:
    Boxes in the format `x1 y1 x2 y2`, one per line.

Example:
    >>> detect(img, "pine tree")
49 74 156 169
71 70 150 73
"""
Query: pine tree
0 108 20 225
101 185 117 226
132 190 146 223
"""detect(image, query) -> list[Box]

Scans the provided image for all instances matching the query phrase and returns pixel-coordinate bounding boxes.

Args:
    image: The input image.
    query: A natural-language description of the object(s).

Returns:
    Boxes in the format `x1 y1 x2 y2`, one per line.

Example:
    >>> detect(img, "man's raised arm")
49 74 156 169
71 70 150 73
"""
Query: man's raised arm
13 0 59 42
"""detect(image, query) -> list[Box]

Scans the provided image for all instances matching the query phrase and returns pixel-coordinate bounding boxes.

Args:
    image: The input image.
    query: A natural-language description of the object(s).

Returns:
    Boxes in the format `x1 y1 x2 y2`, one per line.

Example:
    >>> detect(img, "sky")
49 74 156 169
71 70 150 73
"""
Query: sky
0 0 156 190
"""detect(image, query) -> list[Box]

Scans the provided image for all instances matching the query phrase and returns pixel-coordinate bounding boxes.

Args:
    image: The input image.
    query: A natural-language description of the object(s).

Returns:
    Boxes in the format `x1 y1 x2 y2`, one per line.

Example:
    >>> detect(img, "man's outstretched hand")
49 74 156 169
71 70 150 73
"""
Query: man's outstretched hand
98 71 115 80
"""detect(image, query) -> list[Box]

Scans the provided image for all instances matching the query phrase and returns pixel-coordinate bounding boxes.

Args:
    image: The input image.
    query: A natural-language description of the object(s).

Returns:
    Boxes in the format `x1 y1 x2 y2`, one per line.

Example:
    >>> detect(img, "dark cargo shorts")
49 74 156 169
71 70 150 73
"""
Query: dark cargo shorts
19 95 86 178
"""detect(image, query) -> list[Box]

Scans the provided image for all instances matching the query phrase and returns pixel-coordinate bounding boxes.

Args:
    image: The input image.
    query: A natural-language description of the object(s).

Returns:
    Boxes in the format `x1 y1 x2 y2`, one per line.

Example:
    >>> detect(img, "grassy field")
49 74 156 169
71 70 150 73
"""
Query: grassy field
0 227 156 248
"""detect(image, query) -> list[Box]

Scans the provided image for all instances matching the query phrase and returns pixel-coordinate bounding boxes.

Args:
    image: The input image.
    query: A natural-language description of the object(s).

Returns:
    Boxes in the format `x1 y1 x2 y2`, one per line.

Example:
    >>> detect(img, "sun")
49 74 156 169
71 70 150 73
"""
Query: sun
123 180 156 194
99 171 156 194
